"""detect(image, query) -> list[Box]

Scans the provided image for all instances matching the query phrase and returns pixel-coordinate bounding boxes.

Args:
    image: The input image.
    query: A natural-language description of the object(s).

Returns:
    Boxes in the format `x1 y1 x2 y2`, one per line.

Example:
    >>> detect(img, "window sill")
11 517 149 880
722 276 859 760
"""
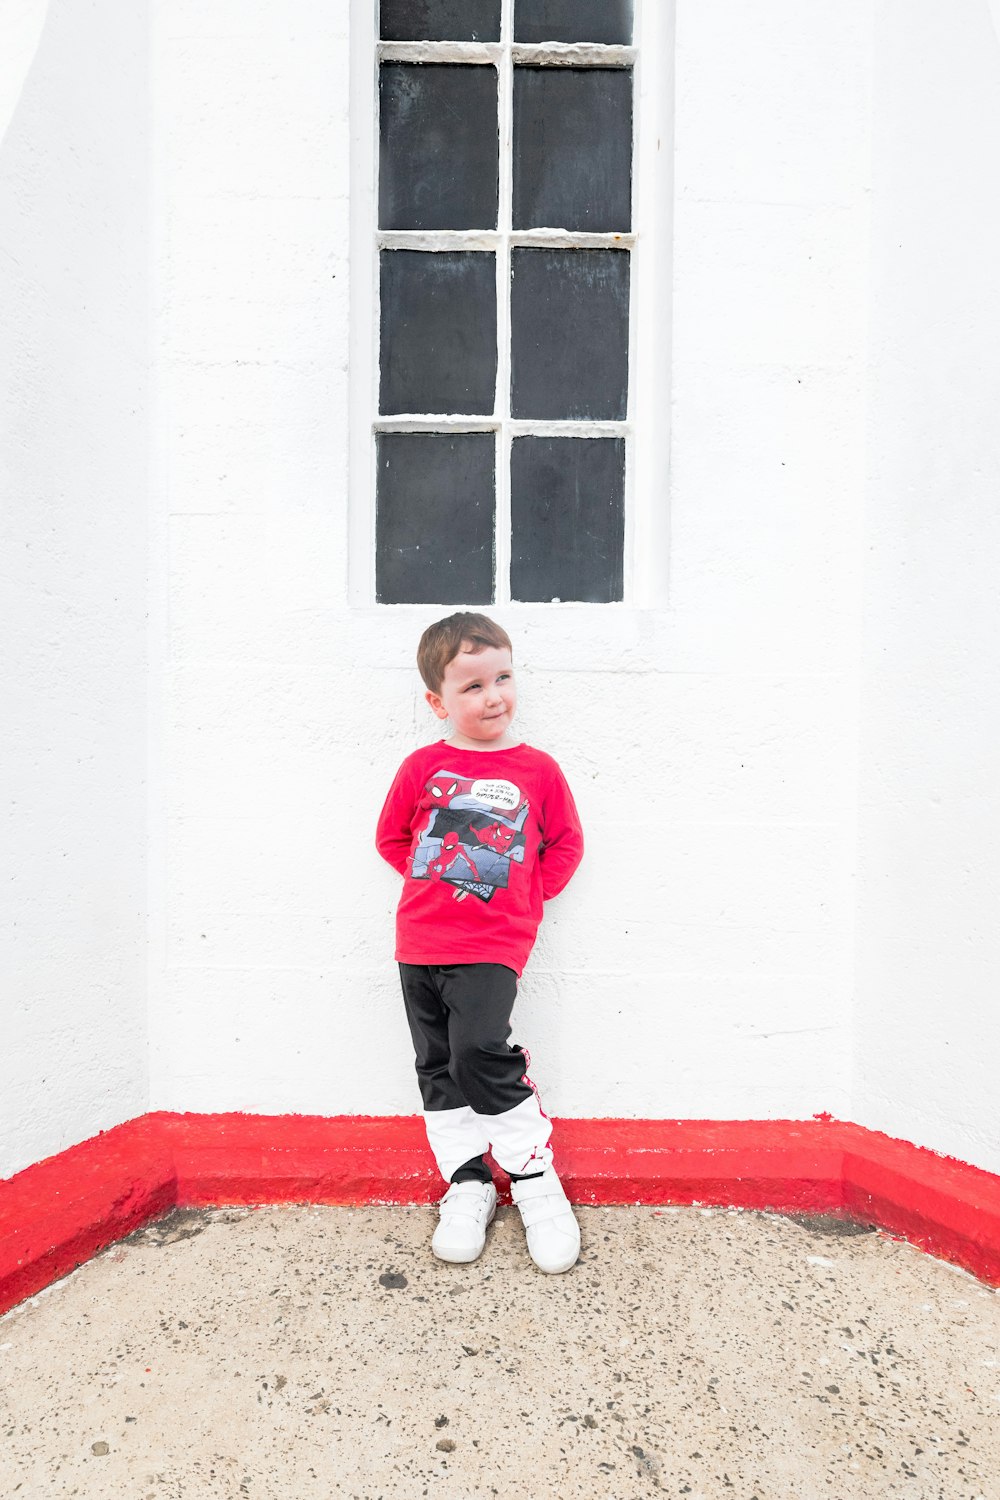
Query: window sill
346 601 673 673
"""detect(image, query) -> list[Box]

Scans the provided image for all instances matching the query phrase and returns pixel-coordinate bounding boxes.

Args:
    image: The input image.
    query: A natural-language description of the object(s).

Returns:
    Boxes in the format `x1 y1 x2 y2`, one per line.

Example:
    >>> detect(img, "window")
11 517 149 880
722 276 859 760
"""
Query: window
370 0 637 606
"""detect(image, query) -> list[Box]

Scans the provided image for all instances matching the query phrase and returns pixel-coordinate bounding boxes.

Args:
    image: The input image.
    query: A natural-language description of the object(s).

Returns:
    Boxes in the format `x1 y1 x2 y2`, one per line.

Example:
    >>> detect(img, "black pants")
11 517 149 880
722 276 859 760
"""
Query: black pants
398 962 552 1181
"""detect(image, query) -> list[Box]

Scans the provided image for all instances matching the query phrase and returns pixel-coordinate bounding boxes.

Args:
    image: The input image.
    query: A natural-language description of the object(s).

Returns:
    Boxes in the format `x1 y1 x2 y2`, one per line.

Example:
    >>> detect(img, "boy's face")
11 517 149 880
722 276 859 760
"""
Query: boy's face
426 643 517 749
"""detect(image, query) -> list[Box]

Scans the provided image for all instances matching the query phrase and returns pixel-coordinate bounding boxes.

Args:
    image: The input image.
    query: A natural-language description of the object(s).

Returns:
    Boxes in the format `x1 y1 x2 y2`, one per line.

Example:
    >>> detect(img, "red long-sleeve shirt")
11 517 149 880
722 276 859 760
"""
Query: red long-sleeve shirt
375 741 584 977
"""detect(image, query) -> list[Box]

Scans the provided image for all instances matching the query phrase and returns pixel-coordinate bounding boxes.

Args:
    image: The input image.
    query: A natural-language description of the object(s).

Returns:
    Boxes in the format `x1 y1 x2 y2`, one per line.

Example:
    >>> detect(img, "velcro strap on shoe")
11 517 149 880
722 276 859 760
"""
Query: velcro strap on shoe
510 1173 564 1203
441 1184 492 1218
511 1175 571 1228
517 1195 573 1229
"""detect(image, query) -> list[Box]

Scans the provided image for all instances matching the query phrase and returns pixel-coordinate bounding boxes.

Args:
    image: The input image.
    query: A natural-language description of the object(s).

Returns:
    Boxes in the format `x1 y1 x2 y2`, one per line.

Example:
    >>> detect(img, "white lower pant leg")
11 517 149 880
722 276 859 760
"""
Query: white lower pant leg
478 1092 553 1177
422 1105 492 1183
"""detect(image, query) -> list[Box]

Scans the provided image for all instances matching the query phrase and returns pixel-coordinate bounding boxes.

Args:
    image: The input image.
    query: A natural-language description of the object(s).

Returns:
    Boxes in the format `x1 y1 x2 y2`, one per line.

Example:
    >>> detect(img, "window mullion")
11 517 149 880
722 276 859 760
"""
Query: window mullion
510 43 635 67
378 231 501 252
378 41 502 65
494 0 514 607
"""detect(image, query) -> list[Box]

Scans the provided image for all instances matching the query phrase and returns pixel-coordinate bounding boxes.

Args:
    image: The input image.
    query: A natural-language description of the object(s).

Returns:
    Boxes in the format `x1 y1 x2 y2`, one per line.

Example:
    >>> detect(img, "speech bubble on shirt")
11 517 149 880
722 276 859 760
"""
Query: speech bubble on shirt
470 779 521 812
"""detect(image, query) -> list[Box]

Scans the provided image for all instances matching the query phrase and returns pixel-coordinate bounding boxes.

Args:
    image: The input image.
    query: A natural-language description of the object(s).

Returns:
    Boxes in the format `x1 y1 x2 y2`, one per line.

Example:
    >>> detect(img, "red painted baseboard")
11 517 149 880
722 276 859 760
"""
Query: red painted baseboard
2 1114 999 1315
0 1116 177 1315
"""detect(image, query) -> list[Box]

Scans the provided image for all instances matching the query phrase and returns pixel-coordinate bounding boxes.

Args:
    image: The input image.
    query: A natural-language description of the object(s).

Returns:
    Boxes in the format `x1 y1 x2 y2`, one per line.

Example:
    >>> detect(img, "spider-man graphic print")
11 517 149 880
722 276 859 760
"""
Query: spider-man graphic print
376 742 584 975
410 772 530 903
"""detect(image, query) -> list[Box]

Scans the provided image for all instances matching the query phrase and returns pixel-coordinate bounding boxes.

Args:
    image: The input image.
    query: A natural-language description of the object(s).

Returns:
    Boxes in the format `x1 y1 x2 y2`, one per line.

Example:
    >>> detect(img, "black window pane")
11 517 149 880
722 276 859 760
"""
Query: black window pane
514 0 633 44
513 67 632 232
510 437 624 602
510 248 629 420
379 64 498 230
377 433 495 604
381 251 497 415
380 0 501 42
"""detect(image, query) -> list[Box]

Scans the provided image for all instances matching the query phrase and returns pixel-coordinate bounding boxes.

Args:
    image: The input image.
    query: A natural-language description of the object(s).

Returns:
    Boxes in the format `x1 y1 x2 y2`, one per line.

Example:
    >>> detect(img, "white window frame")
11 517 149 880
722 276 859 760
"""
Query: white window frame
348 0 674 641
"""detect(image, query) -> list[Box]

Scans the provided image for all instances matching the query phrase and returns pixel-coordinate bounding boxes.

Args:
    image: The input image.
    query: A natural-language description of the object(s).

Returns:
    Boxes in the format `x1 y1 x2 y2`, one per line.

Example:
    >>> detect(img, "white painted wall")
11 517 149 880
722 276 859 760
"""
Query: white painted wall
854 0 1000 1175
148 0 357 1113
6 1 998 1182
0 0 149 1177
149 0 869 1128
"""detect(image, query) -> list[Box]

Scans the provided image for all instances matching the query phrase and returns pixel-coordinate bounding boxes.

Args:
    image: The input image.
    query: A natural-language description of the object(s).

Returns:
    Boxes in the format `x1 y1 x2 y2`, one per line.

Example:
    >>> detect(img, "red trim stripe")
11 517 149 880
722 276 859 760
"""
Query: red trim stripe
2 1114 999 1314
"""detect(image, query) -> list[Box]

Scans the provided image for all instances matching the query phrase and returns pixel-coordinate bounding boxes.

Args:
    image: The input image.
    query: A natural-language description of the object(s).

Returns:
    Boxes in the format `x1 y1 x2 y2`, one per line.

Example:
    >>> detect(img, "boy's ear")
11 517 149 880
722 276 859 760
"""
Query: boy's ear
425 689 448 721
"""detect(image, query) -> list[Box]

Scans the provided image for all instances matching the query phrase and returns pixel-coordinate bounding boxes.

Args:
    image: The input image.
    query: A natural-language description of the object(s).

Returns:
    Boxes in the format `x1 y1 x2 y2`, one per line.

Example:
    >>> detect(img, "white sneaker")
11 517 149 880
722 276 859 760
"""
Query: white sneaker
431 1180 497 1264
510 1167 580 1274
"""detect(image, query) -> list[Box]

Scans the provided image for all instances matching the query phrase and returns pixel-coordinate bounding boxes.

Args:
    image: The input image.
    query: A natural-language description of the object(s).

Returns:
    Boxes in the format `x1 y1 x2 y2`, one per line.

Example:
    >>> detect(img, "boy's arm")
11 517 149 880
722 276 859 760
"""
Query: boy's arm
538 764 584 899
375 760 419 876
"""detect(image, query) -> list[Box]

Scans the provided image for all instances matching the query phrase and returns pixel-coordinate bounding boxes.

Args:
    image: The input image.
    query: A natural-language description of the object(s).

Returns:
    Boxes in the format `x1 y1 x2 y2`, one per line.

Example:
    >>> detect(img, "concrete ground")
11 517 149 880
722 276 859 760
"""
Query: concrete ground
1 1205 998 1499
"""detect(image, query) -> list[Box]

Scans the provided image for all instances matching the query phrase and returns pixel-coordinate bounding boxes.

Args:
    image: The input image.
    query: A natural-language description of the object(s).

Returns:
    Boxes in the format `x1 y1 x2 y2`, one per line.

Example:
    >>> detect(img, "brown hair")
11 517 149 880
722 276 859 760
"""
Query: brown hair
416 612 513 694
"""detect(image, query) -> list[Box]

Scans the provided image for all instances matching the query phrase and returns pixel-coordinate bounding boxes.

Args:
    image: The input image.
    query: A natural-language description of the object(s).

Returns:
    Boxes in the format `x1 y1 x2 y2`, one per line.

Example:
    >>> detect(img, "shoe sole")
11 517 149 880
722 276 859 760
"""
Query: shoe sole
533 1249 580 1274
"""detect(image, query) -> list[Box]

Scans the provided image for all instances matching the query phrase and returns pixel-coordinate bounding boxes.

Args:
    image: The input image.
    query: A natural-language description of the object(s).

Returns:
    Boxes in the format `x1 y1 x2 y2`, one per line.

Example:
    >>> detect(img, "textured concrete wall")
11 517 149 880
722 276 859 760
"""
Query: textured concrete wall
6 0 1000 1182
854 0 1000 1175
149 0 357 1112
149 0 869 1124
0 0 149 1178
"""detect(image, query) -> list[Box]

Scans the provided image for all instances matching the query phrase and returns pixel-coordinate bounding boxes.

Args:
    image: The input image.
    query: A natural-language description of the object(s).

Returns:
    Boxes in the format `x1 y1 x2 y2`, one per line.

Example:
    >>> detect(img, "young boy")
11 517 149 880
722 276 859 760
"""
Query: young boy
375 612 584 1274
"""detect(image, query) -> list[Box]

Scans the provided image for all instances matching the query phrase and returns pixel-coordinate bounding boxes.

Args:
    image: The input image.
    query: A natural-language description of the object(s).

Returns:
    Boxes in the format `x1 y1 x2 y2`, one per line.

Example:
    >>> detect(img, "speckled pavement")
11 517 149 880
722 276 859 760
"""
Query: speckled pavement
1 1204 998 1499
